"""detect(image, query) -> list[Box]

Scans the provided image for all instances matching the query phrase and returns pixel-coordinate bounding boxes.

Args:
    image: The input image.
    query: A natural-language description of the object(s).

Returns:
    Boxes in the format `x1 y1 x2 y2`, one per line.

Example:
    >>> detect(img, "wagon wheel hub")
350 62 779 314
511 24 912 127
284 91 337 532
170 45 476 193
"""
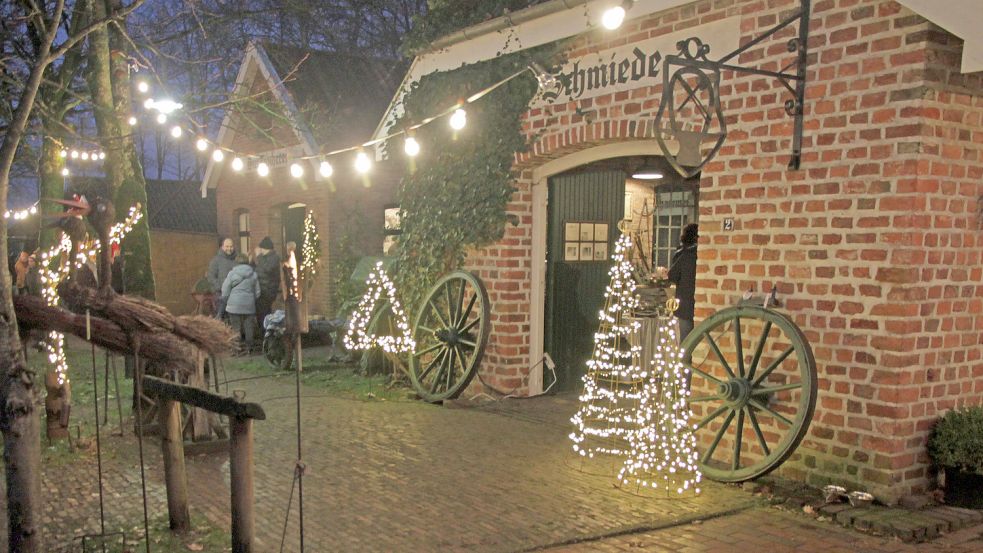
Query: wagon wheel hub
718 378 752 406
435 327 459 345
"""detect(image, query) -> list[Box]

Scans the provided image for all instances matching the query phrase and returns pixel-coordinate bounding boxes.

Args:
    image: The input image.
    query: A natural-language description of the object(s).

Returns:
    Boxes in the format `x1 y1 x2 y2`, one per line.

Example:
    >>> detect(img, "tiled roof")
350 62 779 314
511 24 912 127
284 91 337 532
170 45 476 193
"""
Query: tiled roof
146 180 216 233
259 43 406 150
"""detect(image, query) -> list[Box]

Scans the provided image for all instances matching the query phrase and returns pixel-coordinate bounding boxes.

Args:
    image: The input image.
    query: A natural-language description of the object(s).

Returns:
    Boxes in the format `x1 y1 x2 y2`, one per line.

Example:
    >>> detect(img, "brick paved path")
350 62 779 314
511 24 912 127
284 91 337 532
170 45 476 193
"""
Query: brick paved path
4 358 983 552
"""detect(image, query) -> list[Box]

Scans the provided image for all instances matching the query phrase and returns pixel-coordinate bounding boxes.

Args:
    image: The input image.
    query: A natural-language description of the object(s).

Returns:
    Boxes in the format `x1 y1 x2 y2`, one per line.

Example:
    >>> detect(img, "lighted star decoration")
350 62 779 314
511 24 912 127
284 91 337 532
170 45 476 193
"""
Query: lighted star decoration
618 318 702 496
569 231 647 459
343 261 415 354
38 205 143 386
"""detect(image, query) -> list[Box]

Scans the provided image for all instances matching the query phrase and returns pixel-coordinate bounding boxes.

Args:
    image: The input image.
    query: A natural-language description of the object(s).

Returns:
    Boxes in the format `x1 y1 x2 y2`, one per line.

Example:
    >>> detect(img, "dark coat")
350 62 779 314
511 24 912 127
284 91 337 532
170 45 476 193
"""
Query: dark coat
668 243 698 321
207 250 237 292
254 250 281 296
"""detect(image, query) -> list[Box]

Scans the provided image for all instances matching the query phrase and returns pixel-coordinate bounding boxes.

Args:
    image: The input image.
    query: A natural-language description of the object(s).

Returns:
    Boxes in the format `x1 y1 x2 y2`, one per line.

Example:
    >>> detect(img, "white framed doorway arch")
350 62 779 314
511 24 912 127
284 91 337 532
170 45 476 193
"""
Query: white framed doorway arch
527 139 674 394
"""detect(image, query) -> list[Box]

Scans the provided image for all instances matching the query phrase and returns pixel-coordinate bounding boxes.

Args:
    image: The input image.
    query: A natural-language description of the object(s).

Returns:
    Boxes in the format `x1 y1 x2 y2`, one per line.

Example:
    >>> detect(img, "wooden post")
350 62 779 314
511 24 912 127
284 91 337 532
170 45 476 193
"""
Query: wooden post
159 399 191 533
230 416 254 553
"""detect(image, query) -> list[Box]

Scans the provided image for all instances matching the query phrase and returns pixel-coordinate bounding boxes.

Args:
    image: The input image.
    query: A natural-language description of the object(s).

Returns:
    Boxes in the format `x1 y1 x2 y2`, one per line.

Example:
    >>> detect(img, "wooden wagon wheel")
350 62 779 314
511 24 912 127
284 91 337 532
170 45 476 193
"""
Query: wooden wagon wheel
408 271 490 402
680 305 817 482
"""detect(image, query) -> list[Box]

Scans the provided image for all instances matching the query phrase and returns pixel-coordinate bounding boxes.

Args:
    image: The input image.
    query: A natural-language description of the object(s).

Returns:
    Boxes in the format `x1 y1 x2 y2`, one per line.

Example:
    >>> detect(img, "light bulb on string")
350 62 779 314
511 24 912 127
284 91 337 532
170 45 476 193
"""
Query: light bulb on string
602 1 630 30
61 168 69 177
290 162 304 178
404 136 420 157
128 116 137 126
143 98 155 110
59 150 67 158
156 113 167 125
319 160 333 178
98 152 106 160
449 108 467 130
80 152 89 161
354 151 371 174
70 150 79 159
137 81 149 93
257 162 270 177
170 126 182 138
212 149 225 162
231 157 244 172
196 138 208 152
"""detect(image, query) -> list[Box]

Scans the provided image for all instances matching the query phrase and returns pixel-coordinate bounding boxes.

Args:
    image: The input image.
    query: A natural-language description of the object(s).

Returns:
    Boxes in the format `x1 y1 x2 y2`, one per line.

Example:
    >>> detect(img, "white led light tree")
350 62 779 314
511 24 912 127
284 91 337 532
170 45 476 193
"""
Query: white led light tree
343 261 415 354
618 317 702 496
569 230 647 463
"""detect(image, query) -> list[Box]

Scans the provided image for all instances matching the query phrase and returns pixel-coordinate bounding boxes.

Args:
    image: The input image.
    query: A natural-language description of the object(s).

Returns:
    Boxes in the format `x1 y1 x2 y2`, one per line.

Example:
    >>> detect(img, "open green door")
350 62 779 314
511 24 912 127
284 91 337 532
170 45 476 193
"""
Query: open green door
544 169 626 391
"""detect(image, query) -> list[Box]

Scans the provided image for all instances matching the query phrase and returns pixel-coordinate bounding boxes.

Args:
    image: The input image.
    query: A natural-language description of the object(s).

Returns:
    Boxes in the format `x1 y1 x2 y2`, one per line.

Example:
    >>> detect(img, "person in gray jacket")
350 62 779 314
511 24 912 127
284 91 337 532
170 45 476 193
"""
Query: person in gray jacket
222 254 261 354
208 238 237 319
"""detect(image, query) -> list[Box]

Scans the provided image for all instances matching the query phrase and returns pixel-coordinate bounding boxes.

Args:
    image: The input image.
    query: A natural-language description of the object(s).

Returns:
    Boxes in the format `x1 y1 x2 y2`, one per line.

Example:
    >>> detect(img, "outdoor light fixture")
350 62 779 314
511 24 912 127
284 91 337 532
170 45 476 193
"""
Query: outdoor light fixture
137 81 149 93
257 162 270 177
354 151 372 174
98 152 106 160
143 98 154 110
128 116 137 126
231 157 244 172
449 108 467 130
59 150 67 158
290 162 304 178
81 152 89 160
195 138 208 151
319 160 333 178
212 149 225 162
61 168 69 176
632 164 664 180
601 1 632 30
156 113 167 125
170 126 182 138
404 136 420 157
70 150 79 159
146 98 183 115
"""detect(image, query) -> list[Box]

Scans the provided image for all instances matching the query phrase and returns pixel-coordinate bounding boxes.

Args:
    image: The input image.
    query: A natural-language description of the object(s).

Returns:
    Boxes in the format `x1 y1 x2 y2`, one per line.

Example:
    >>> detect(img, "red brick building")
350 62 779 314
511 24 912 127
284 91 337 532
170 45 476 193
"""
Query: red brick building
202 43 403 315
375 0 983 501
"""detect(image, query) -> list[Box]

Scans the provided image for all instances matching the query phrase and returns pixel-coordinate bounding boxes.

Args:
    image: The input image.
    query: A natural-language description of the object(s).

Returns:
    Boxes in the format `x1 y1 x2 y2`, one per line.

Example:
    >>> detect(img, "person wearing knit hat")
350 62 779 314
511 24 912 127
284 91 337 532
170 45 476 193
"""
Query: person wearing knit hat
254 236 281 330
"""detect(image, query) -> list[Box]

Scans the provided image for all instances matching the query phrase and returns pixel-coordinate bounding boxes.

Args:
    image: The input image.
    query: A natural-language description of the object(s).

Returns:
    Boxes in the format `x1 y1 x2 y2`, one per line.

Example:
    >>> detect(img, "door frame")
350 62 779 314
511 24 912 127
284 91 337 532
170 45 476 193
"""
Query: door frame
529 140 670 394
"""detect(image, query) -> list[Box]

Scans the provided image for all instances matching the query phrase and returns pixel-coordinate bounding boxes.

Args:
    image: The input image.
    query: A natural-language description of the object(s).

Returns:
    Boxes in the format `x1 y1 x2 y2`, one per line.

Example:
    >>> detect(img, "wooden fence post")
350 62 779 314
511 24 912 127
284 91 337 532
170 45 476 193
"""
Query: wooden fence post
159 399 191 532
230 416 255 553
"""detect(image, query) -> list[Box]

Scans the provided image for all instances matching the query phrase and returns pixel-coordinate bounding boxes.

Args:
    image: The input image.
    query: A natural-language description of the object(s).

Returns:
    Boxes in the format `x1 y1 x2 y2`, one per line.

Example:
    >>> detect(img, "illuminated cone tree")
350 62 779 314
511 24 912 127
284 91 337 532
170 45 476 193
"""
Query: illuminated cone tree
618 317 702 496
569 231 647 461
343 261 415 354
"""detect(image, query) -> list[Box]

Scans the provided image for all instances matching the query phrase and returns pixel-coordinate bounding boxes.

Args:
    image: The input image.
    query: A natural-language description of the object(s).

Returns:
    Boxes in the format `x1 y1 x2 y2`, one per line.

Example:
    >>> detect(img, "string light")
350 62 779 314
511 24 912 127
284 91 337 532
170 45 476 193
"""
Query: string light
128 116 137 126
70 150 79 159
289 162 304 178
618 318 702 496
3 204 39 220
137 81 149 93
231 157 244 172
61 168 70 177
344 261 415 354
569 232 646 459
404 136 420 157
156 113 167 125
195 138 208 151
80 152 90 161
449 108 467 130
170 126 182 138
59 150 67 158
354 151 371 174
257 162 269 177
602 1 631 30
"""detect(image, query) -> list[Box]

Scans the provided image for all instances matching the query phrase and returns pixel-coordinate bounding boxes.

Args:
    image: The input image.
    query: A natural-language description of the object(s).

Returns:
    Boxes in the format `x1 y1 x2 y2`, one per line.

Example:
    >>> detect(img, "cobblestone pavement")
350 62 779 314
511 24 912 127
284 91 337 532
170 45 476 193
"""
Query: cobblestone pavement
4 357 983 552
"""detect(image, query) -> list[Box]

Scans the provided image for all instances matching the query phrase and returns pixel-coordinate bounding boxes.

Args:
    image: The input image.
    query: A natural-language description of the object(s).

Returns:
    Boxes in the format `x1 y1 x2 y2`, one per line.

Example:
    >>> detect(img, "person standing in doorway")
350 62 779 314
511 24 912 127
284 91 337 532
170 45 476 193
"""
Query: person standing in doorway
207 238 237 320
668 223 699 341
253 236 281 329
222 254 261 355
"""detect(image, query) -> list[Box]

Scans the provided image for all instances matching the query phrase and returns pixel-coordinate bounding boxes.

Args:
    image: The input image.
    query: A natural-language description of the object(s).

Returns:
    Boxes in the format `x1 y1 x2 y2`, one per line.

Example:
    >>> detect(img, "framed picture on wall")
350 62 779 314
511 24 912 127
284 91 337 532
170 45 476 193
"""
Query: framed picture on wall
624 192 633 221
593 223 608 241
564 242 579 261
579 225 593 241
593 242 608 260
564 222 580 241
580 242 594 260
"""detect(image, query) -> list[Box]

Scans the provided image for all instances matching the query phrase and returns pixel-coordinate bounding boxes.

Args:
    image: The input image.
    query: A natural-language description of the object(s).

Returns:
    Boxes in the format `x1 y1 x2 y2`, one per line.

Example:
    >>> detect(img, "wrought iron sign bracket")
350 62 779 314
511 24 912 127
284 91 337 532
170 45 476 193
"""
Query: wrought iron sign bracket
655 0 811 176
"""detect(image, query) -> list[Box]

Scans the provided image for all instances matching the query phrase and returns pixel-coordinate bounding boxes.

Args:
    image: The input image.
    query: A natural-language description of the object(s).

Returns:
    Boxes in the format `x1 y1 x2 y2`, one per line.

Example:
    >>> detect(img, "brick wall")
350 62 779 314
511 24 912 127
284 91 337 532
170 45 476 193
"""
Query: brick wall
150 230 218 315
463 0 983 501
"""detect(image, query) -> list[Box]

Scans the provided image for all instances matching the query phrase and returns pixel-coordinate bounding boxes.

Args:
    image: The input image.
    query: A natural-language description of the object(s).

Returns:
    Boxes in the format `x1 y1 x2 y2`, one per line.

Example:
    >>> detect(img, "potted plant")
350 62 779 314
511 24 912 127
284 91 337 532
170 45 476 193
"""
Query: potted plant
927 406 983 508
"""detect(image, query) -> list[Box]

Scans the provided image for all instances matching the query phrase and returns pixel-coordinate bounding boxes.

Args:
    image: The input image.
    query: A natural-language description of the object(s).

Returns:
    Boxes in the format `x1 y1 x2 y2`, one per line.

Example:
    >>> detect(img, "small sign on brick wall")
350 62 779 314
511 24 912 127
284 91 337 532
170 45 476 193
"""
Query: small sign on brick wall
723 218 734 231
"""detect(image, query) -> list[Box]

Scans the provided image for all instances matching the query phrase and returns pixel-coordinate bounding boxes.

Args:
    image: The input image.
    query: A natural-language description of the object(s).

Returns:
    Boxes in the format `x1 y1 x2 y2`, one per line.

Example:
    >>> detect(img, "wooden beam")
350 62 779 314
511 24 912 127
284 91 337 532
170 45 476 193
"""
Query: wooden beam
159 399 191 533
230 417 255 553
142 377 266 420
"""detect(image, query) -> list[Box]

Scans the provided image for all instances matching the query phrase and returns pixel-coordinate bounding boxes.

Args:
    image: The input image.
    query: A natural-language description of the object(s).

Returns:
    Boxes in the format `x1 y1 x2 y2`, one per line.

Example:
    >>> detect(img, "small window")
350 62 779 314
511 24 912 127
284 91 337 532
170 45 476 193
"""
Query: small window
651 183 698 268
236 209 250 255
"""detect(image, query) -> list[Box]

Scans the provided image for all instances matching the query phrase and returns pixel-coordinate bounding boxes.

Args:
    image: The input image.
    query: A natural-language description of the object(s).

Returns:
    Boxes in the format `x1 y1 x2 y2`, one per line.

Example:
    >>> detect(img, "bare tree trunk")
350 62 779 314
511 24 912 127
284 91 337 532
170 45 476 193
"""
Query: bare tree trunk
0 3 67 548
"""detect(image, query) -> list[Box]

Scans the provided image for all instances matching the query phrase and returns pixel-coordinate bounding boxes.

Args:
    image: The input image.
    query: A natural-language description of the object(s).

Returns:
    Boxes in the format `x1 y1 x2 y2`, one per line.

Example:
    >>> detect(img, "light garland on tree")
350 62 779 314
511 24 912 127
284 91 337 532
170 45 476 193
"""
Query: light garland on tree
343 261 415 354
618 317 702 496
300 210 321 282
37 205 143 386
569 231 647 460
4 204 39 220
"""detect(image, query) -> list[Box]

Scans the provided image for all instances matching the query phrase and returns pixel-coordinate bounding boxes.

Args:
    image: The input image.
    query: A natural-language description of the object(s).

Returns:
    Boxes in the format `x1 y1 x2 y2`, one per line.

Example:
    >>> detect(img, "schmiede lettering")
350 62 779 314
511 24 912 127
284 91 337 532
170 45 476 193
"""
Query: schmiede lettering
561 47 663 99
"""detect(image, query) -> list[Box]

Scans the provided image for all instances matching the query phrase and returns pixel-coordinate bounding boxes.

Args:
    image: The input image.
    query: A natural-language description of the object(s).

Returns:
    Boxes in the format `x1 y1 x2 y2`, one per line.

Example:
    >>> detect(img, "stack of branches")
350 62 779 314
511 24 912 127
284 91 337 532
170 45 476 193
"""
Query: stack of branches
14 283 235 377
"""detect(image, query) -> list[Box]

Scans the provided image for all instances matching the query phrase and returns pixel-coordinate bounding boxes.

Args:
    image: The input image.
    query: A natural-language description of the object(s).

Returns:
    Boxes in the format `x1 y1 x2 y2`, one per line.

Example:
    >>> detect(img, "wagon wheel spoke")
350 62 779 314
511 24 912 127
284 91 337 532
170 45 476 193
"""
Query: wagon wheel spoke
734 316 745 377
458 338 477 348
454 281 467 327
426 299 450 330
457 293 477 328
746 406 770 456
696 404 729 430
747 321 772 381
702 409 736 464
748 398 793 427
690 394 723 403
690 365 723 386
418 349 446 382
430 351 450 394
732 408 745 470
460 315 480 335
418 325 436 334
444 282 456 326
751 346 795 387
412 342 443 358
751 382 802 395
704 333 736 379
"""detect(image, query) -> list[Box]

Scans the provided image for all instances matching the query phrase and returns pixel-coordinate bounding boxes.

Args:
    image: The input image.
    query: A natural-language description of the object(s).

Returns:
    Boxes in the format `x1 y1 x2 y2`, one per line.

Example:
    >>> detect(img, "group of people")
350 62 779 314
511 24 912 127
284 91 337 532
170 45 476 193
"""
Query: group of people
206 236 289 355
10 249 41 297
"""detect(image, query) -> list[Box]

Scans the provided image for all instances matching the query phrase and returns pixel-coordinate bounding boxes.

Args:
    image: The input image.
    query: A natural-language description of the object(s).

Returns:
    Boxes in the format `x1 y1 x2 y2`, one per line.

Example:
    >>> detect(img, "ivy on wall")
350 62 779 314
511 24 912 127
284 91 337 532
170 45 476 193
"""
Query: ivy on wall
392 45 556 313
